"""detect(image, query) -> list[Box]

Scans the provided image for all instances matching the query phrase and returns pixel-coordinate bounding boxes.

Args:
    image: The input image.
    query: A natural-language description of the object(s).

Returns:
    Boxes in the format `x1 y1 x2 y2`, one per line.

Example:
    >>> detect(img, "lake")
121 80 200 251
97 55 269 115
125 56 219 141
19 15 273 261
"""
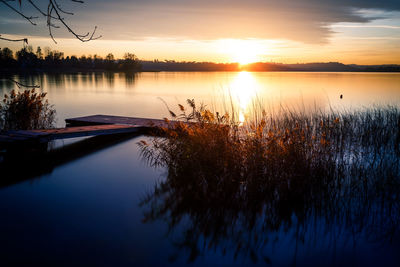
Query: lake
0 72 400 266
1 72 400 126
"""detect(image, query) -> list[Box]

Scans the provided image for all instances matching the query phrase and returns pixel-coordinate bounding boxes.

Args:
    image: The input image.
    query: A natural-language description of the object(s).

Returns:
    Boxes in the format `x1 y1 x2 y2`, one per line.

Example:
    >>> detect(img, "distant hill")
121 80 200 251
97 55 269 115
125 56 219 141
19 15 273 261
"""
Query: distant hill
141 60 400 72
140 60 239 71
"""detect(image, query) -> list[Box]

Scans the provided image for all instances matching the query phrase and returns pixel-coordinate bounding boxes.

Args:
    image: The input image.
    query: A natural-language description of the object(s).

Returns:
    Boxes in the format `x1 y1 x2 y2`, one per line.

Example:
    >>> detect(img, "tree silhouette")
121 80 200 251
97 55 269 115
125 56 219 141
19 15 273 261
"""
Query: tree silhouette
0 0 101 88
0 0 101 44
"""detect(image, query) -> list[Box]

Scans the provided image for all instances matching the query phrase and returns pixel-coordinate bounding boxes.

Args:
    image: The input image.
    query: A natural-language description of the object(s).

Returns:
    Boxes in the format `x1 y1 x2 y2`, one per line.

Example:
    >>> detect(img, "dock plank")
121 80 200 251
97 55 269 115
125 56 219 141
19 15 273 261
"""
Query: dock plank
30 124 139 142
1 124 140 144
1 114 173 147
66 115 168 128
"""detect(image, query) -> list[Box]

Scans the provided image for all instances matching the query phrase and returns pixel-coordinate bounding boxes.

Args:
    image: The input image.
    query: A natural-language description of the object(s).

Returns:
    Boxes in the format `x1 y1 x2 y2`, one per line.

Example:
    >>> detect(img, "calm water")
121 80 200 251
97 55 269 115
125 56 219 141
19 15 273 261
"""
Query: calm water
1 72 400 126
0 72 400 266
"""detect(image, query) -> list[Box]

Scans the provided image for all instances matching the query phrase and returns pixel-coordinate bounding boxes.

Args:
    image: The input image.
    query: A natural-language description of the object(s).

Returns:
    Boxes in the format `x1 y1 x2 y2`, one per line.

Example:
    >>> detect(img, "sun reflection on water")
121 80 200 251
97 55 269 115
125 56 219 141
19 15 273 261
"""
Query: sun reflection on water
229 71 260 123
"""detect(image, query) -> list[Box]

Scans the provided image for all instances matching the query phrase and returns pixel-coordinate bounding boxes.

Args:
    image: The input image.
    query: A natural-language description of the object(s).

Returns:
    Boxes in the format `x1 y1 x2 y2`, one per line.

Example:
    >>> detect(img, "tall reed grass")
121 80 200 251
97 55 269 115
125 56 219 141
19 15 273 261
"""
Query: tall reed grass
140 99 399 184
139 99 400 263
0 89 56 131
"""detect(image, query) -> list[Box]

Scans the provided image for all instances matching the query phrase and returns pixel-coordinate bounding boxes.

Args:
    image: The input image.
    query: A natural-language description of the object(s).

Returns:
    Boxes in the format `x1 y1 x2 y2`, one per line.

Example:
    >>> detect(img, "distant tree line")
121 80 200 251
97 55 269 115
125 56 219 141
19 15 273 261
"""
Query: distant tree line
0 46 141 72
141 60 400 72
2 46 399 73
141 60 240 71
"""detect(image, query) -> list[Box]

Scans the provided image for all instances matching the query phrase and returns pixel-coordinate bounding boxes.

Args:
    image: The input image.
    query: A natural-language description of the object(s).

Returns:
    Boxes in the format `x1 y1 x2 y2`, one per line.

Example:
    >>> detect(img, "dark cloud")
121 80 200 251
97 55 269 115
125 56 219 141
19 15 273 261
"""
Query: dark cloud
1 0 399 43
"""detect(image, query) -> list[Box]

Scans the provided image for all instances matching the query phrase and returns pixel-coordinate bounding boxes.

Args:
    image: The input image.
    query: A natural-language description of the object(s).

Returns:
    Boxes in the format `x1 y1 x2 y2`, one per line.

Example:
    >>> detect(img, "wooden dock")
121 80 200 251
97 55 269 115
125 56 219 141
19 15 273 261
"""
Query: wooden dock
66 114 168 128
0 115 168 147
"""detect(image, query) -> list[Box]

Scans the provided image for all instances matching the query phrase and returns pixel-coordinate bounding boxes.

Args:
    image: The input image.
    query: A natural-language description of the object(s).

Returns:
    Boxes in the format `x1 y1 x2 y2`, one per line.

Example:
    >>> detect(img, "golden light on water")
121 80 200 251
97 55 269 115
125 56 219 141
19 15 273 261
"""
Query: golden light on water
229 71 260 123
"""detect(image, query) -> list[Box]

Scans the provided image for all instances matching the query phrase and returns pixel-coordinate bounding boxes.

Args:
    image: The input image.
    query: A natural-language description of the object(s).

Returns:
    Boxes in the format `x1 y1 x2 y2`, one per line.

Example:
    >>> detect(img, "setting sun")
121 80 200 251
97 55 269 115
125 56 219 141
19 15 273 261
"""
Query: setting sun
218 39 265 65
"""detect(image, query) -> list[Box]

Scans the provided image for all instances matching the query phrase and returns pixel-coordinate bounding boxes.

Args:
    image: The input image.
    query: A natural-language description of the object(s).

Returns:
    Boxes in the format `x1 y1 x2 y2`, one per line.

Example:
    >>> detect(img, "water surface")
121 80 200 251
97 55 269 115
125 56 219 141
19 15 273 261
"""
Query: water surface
0 72 399 266
1 72 399 126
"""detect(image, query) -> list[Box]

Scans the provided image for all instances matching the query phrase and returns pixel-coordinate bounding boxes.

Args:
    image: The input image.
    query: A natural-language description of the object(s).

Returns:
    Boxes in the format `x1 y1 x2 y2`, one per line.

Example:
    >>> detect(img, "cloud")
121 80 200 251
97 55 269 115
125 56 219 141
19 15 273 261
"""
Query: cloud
1 0 400 43
331 25 400 29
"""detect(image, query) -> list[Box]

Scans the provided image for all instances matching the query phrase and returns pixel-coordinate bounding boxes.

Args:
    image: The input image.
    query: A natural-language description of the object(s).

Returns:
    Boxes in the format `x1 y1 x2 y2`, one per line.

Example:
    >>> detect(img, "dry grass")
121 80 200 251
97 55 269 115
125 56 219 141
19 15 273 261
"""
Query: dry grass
139 100 399 185
138 99 400 263
0 89 56 131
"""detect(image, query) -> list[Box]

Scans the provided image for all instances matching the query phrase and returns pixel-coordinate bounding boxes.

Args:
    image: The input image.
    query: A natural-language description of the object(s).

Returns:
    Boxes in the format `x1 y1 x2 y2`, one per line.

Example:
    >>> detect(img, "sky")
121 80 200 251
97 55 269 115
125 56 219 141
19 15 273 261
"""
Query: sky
0 0 400 64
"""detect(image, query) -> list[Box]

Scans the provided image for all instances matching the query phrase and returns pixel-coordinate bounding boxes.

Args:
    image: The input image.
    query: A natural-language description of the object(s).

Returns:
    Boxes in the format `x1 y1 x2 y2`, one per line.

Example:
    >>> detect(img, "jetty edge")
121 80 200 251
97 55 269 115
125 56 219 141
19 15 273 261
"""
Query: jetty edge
0 114 170 148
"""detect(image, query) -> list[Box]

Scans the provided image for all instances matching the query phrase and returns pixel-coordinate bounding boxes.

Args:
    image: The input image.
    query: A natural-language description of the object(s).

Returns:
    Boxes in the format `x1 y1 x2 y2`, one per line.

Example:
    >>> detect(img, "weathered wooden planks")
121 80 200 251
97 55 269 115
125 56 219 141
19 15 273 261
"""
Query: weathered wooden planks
65 114 168 128
13 124 140 143
0 124 140 147
0 115 171 147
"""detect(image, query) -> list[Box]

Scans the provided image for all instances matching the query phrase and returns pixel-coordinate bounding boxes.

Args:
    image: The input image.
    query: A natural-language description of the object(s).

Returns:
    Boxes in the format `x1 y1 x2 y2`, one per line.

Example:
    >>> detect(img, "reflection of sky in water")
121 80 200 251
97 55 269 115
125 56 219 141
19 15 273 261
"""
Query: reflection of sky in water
1 72 400 127
1 136 398 265
0 73 400 265
0 137 180 266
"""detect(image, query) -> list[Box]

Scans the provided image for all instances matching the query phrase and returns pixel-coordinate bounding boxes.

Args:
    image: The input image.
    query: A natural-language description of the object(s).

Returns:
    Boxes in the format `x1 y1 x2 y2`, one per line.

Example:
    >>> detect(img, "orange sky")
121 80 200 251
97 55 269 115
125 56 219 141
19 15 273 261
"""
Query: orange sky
1 1 399 64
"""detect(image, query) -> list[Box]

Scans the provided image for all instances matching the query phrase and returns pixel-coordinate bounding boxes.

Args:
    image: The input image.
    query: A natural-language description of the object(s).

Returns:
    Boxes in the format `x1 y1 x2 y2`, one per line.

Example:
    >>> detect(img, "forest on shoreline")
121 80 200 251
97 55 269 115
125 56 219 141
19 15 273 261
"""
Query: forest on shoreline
1 46 400 73
0 46 141 73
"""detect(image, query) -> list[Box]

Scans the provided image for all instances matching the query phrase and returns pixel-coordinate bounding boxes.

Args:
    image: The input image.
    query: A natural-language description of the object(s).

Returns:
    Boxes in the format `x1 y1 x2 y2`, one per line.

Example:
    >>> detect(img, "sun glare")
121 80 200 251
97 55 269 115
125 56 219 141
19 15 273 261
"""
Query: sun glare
219 39 264 65
230 71 260 123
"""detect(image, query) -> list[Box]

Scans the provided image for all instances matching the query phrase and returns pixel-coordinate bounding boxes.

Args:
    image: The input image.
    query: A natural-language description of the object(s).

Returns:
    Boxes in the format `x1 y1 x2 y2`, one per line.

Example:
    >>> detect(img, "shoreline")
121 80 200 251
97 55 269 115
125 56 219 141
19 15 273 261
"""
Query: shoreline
1 69 400 74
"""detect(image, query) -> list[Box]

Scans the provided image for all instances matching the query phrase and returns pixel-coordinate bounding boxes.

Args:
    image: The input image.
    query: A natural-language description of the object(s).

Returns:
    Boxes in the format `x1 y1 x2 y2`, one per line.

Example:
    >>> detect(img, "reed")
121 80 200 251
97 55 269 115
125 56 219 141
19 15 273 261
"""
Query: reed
139 99 400 263
0 89 56 131
140 100 399 185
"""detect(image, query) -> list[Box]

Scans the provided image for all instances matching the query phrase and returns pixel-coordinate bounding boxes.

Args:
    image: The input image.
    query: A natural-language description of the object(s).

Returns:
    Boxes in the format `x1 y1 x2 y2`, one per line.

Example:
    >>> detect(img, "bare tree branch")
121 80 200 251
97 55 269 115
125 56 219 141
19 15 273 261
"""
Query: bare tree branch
0 34 28 45
47 0 101 43
0 0 38 25
0 0 101 88
27 0 59 20
7 78 40 89
1 0 102 43
47 2 57 43
54 0 74 15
